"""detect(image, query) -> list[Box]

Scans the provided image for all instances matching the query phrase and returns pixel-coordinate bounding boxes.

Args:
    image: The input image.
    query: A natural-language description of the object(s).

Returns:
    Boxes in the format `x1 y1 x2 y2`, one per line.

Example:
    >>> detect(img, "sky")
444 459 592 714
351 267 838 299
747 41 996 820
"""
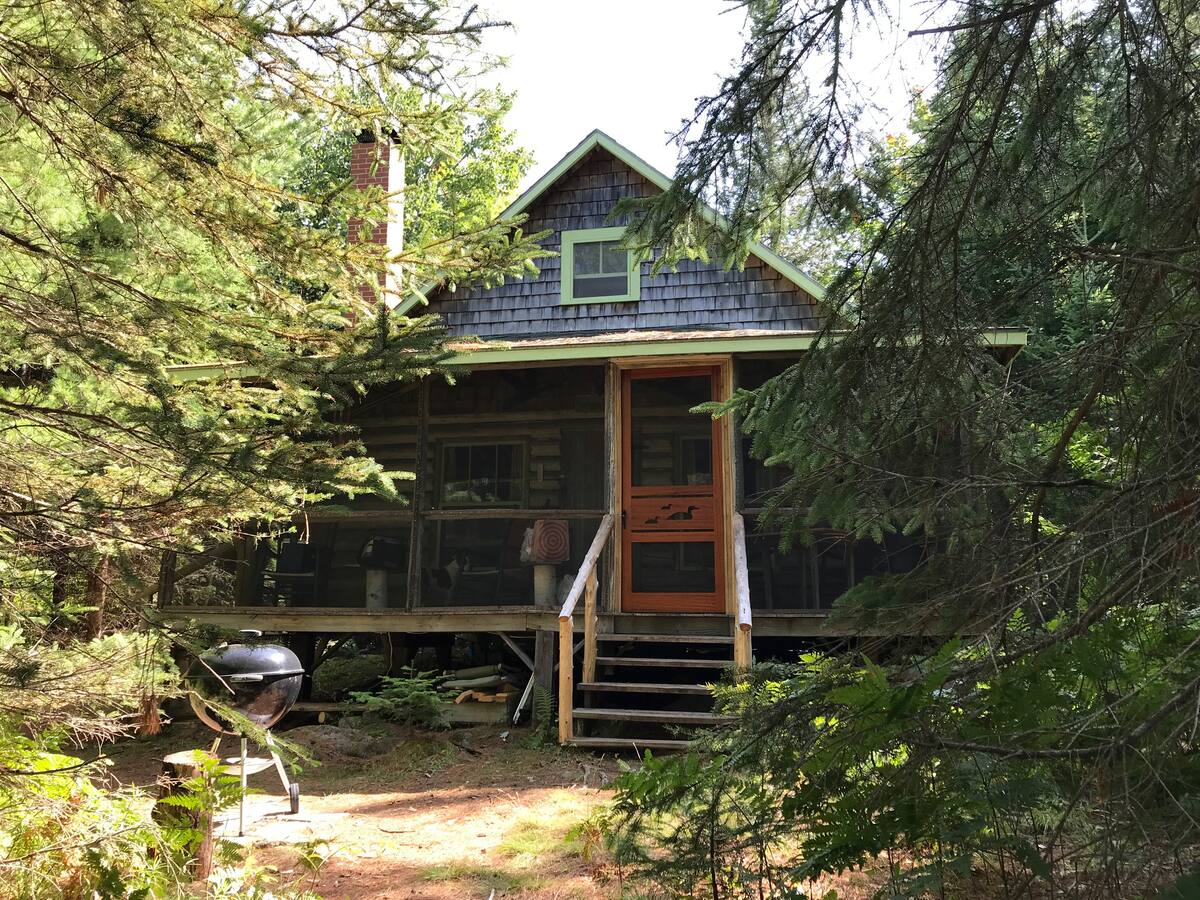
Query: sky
477 0 940 189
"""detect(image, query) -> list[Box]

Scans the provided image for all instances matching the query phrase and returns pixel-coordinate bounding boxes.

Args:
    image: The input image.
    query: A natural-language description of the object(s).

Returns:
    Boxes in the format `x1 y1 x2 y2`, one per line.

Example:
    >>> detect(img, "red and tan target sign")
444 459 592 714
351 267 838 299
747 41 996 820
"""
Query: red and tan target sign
530 519 570 564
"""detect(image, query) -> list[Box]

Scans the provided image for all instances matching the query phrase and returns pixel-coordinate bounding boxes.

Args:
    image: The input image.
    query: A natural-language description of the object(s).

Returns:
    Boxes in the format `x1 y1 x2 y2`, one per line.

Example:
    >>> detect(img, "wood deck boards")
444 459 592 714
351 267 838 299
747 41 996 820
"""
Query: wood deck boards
567 736 693 752
156 605 558 634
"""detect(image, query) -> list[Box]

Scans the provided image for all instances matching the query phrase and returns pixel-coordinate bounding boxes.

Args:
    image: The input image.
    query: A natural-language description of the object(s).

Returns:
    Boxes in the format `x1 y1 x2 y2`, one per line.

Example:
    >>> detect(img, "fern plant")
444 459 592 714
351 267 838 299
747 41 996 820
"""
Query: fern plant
521 684 557 749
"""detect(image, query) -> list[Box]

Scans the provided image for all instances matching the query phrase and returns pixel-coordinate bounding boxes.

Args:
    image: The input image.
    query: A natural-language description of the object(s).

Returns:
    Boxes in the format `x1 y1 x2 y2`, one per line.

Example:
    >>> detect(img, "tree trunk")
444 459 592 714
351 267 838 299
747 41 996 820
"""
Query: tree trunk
532 564 557 727
152 750 217 882
46 553 72 642
84 557 109 639
157 550 177 607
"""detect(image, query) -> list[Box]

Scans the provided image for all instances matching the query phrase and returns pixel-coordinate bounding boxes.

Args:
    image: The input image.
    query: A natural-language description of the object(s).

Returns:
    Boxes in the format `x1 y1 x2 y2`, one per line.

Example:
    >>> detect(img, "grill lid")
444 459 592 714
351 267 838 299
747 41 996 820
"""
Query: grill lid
192 642 304 681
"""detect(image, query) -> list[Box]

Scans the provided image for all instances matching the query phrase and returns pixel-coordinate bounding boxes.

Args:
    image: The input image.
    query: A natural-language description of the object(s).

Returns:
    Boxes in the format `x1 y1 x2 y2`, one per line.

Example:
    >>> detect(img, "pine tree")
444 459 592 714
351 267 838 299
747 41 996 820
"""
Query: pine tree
0 1 543 625
610 0 1200 895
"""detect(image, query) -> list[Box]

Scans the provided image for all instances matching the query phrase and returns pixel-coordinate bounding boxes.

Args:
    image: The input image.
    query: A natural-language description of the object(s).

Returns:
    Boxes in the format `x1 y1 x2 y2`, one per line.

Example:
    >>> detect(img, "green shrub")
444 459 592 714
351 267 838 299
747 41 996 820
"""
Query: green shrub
311 652 388 700
350 671 448 728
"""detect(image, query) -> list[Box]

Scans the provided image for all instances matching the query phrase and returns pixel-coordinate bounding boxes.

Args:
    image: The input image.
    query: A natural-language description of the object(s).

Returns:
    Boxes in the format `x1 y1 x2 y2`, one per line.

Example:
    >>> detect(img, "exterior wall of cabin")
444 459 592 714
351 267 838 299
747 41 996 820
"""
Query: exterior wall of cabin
168 142 858 622
427 148 825 340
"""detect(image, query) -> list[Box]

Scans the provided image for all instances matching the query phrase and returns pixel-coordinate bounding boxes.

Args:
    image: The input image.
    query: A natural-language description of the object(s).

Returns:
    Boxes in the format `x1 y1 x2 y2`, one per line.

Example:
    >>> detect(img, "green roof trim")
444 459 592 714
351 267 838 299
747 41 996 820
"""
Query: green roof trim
446 333 821 365
393 129 828 316
444 327 1028 365
166 328 1028 382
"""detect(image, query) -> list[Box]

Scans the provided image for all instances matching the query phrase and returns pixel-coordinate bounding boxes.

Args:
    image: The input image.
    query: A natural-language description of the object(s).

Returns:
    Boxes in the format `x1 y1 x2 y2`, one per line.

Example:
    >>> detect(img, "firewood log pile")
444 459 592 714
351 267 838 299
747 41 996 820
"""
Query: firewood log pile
433 663 524 707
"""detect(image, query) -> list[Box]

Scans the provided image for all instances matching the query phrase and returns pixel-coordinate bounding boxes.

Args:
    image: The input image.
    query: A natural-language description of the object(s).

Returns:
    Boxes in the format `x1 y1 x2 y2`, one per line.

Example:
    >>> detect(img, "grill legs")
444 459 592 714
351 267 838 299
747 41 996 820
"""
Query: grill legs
209 731 300 837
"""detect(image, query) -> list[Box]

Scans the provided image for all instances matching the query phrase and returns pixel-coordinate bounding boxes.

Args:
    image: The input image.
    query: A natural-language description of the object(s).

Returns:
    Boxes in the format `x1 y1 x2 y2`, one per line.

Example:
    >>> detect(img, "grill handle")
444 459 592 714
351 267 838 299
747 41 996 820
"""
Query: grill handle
227 673 265 683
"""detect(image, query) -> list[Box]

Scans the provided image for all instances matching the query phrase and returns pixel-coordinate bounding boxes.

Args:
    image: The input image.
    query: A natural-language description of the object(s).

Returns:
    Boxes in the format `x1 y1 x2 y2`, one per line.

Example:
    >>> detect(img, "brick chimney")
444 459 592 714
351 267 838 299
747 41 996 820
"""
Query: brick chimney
349 130 405 306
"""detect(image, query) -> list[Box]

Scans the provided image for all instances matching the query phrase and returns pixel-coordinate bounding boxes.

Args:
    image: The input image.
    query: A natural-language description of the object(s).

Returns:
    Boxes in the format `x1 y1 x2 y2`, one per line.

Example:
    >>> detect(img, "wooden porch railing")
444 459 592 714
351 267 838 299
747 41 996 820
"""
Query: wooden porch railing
557 513 614 744
732 513 753 671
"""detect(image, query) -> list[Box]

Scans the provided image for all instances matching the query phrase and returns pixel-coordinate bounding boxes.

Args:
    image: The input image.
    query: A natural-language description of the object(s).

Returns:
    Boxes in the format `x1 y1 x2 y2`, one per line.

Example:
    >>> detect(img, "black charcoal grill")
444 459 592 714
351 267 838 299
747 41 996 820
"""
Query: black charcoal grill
188 640 304 732
185 631 303 829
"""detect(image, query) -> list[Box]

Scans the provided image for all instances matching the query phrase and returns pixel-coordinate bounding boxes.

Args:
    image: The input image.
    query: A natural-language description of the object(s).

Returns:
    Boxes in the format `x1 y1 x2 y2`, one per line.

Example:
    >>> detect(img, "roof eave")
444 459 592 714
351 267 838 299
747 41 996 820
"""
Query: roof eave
165 328 1028 381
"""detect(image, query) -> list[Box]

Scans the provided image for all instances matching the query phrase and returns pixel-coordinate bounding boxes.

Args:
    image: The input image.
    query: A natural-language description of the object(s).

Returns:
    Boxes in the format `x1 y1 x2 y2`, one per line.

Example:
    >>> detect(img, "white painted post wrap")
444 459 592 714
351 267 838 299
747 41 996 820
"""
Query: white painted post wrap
732 514 753 672
364 569 388 609
533 564 557 607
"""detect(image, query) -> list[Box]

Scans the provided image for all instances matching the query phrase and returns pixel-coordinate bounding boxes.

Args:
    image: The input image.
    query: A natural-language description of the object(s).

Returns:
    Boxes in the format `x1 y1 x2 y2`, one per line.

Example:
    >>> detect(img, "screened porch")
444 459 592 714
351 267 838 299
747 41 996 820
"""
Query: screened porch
227 363 611 612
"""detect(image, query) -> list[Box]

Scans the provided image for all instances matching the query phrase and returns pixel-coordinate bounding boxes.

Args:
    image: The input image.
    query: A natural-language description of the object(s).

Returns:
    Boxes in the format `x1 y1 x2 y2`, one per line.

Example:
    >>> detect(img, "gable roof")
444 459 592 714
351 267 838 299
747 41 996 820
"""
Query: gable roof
394 129 826 316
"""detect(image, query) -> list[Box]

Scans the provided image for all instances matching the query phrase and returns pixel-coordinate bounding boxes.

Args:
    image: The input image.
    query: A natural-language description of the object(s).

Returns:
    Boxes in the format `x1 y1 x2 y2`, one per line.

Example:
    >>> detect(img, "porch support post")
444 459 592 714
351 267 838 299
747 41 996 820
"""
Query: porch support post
732 514 753 673
603 362 621 613
405 378 430 610
582 569 598 683
557 614 574 743
233 533 259 607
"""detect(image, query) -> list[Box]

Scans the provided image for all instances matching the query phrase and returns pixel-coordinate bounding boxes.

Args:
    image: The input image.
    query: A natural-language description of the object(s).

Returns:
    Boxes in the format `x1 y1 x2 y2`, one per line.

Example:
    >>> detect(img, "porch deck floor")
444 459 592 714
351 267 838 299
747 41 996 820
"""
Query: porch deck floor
156 604 855 636
156 604 556 634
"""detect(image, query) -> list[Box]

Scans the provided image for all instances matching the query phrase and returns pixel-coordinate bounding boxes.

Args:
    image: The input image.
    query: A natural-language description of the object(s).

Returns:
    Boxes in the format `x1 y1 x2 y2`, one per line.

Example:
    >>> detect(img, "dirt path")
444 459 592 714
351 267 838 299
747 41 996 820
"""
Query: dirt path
108 721 626 899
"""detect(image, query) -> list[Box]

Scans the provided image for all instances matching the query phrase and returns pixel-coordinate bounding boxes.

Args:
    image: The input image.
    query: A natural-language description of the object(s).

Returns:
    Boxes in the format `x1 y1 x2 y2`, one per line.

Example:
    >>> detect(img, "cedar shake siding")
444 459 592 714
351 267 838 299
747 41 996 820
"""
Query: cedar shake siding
423 147 825 340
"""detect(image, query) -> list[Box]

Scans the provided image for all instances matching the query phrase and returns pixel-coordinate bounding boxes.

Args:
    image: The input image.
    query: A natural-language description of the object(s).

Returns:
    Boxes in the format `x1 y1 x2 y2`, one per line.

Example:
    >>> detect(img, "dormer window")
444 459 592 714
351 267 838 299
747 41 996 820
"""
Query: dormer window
560 227 640 304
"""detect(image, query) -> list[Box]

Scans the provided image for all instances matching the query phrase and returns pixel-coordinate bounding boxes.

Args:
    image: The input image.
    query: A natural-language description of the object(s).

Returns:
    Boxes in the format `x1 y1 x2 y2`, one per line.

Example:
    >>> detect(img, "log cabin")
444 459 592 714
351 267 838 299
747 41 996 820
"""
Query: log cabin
163 130 1027 749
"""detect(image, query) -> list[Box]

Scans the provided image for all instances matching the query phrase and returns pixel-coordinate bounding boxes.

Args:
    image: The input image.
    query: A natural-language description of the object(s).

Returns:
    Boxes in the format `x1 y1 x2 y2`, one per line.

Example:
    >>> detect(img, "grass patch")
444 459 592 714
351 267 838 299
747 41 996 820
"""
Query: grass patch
422 861 547 893
497 789 600 867
425 790 608 895
499 817 568 861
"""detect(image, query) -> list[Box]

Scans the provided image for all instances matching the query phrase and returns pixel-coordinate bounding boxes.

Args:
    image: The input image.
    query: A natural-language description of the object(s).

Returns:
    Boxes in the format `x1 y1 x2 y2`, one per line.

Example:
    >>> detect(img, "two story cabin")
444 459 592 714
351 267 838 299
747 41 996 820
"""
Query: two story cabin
164 130 1026 749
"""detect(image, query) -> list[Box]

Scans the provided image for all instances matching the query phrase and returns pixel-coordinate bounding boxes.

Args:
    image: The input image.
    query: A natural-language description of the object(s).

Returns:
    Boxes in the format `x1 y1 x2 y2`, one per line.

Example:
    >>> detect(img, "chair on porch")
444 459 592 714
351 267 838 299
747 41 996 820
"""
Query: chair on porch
260 535 332 607
451 518 530 605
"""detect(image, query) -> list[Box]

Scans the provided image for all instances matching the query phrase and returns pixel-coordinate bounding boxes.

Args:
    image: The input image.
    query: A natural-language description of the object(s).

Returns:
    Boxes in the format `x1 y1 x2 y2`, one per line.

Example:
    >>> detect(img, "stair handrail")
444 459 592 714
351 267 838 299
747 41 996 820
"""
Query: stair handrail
558 513 614 744
732 513 753 672
558 513 613 621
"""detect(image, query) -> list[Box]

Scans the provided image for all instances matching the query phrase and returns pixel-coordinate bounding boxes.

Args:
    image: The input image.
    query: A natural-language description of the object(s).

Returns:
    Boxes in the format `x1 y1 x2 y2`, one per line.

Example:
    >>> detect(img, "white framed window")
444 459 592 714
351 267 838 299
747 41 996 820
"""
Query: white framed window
560 227 640 304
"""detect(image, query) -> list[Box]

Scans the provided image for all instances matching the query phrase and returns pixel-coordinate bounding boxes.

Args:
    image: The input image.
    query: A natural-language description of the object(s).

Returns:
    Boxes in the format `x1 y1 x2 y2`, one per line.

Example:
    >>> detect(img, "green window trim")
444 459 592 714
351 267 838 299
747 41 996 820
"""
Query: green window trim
560 227 640 305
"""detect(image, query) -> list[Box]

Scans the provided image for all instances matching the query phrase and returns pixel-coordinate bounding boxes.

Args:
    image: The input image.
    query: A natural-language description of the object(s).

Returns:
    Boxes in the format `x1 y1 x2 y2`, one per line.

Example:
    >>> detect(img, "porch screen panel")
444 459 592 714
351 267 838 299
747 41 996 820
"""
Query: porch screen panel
629 375 713 487
420 517 536 607
630 540 716 594
251 523 413 610
347 381 422 505
415 365 607 608
428 365 605 512
745 514 927 610
734 357 796 507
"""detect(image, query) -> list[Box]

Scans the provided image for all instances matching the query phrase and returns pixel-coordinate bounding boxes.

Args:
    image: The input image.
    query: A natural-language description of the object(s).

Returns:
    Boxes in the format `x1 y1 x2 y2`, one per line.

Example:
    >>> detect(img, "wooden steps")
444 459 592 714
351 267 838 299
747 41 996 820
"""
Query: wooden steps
597 632 733 645
574 708 735 726
568 736 693 753
579 681 712 696
594 656 733 668
566 622 737 752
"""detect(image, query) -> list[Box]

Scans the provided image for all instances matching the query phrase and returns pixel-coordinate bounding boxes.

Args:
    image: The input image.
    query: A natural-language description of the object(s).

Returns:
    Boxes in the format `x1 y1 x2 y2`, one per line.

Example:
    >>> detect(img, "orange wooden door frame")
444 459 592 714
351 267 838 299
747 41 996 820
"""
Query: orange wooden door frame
620 366 726 613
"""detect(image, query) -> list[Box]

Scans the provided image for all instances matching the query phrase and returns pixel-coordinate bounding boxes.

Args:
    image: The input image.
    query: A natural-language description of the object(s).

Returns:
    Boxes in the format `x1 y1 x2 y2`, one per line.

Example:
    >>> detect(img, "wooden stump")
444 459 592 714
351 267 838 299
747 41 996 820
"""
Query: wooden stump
152 750 217 881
